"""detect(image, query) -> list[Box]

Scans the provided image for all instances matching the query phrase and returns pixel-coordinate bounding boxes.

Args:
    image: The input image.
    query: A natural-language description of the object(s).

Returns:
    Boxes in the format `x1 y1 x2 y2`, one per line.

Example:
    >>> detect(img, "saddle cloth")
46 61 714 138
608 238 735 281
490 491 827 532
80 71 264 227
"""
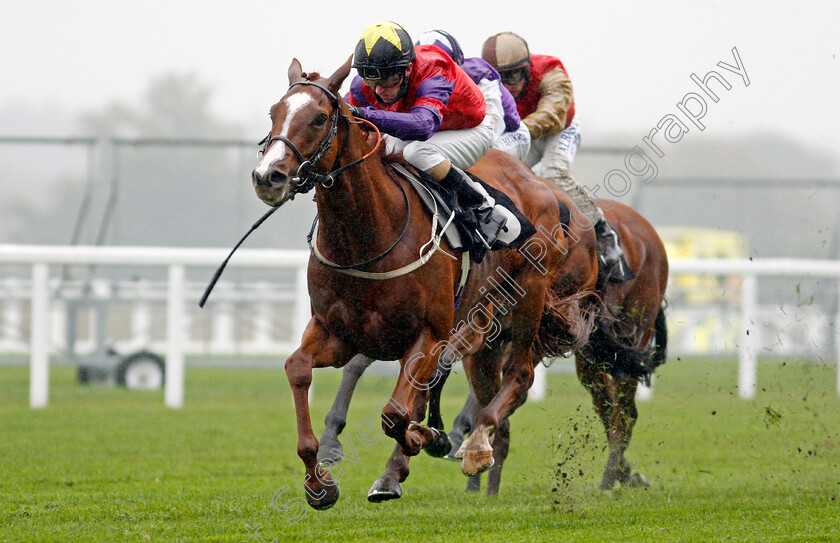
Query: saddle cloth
389 163 537 251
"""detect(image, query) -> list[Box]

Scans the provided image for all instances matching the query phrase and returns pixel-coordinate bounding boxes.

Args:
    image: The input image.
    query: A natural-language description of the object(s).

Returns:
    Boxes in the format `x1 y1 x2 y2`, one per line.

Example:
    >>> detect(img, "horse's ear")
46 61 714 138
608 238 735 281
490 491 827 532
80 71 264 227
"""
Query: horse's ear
288 58 304 85
327 55 353 94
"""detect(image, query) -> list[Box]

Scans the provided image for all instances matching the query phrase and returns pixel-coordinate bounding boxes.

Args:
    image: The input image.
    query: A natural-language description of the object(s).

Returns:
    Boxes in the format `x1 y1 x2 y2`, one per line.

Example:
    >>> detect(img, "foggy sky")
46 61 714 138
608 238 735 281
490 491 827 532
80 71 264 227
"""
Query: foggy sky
1 0 838 157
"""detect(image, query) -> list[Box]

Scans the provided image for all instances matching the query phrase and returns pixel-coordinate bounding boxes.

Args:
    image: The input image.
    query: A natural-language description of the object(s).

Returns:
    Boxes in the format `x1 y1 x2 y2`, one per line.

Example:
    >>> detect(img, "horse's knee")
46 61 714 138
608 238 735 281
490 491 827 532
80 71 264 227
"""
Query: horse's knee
381 407 410 439
285 354 312 389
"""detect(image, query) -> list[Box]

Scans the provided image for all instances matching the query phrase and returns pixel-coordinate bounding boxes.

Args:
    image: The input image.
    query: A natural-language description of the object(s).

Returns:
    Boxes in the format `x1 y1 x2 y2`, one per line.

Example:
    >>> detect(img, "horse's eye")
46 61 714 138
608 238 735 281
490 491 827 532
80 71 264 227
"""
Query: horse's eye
313 113 328 126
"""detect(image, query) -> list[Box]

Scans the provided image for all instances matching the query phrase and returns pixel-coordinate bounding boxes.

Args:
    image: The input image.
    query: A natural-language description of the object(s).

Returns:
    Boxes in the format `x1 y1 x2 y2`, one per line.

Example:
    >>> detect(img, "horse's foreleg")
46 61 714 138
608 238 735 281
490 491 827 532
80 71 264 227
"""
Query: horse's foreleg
455 350 499 492
317 354 376 464
285 318 354 510
459 340 518 478
368 388 429 502
381 329 445 457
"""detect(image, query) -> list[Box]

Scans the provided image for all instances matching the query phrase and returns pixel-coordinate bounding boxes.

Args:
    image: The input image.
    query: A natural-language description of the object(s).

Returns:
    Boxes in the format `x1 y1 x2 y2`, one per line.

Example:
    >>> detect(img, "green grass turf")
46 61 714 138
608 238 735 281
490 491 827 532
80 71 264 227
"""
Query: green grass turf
1 358 838 542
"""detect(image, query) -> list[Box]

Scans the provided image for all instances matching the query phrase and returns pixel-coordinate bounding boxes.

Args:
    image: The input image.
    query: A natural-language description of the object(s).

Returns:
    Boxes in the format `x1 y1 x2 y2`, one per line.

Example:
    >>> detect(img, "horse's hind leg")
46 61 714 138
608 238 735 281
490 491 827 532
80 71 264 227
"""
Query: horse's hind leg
612 376 649 488
485 415 511 495
575 356 622 490
317 354 375 464
576 356 648 490
369 385 433 502
423 353 458 458
444 389 478 461
368 329 448 501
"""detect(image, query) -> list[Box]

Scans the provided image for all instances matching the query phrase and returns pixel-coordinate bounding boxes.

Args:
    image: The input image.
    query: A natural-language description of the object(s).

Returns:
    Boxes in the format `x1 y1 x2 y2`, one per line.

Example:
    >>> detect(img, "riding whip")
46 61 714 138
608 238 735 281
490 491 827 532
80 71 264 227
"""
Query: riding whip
198 206 278 308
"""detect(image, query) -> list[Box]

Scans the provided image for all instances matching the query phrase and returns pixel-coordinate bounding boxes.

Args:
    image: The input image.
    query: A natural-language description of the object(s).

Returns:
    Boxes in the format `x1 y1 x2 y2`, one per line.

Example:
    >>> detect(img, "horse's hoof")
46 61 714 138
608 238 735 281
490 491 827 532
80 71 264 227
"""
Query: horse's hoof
465 474 481 493
599 476 617 491
461 449 494 476
626 472 650 488
423 429 453 458
306 482 340 510
443 431 464 460
367 477 402 503
449 439 468 460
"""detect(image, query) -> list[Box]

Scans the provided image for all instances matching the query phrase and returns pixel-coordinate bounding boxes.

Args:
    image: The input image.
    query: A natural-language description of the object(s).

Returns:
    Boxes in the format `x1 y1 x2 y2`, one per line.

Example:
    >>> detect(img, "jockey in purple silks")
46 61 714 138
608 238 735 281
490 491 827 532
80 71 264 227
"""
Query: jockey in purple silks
346 22 509 260
415 30 531 162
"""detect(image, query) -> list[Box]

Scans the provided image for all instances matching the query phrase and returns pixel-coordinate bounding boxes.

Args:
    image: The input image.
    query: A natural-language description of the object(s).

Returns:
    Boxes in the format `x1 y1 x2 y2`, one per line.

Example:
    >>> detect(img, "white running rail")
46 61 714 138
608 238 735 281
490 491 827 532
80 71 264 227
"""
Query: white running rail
2 245 840 408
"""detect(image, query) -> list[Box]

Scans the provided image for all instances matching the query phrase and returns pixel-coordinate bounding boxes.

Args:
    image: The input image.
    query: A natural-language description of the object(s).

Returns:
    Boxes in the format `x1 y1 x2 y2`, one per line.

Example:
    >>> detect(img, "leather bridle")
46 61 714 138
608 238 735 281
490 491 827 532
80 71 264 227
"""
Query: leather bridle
258 81 370 194
258 80 415 274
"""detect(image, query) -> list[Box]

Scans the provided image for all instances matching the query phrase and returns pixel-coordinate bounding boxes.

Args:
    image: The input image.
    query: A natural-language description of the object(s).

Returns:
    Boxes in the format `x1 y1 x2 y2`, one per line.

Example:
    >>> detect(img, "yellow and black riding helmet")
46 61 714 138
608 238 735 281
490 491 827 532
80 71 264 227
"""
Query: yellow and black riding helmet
481 32 531 90
353 22 415 103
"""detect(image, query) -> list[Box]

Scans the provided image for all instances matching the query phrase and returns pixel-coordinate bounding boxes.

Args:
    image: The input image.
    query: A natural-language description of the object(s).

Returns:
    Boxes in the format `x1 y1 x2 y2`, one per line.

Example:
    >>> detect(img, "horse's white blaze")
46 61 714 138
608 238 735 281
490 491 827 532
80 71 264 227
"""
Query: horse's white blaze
254 92 313 176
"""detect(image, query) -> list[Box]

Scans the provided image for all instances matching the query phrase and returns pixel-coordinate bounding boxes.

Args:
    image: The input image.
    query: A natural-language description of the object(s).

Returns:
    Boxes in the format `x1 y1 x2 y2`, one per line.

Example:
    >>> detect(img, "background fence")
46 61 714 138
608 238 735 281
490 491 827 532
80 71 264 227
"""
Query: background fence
3 136 840 408
3 244 840 410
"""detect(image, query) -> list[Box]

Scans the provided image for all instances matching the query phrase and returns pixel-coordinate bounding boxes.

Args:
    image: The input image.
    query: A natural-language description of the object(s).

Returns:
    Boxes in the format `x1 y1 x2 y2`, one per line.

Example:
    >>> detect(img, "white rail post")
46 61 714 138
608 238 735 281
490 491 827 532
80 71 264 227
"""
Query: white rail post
836 278 840 396
637 377 653 401
739 274 758 399
293 264 309 346
131 279 152 349
2 278 24 351
30 263 50 409
529 362 546 401
165 264 185 409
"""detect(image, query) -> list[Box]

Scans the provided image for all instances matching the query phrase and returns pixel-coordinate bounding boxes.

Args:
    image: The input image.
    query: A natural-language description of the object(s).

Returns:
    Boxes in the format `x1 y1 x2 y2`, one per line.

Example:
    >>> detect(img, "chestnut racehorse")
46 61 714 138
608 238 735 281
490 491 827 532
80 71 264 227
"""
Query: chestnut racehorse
452 195 670 493
318 200 669 497
251 57 596 509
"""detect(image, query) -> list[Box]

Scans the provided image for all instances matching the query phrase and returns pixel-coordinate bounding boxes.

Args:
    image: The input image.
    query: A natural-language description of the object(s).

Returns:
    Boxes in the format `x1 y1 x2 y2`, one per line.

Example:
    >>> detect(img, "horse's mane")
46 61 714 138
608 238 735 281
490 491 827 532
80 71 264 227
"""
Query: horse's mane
301 72 322 82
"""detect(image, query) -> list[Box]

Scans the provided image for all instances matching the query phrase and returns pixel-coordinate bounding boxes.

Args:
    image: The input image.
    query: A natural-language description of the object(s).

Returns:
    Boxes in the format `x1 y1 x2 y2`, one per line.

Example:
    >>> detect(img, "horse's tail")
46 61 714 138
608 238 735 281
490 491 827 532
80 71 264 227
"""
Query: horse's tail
582 300 668 385
532 286 597 363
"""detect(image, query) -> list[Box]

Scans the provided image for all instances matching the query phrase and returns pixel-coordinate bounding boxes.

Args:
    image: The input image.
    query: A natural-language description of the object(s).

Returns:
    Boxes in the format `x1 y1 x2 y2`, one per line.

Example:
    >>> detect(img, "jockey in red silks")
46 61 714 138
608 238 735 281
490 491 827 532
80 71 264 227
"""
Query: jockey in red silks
346 22 506 260
414 29 531 162
482 31 632 281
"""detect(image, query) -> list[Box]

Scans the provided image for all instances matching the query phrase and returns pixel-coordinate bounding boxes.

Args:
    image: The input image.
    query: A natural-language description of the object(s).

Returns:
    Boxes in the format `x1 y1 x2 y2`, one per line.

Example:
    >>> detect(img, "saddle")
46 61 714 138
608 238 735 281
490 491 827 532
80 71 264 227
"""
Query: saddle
390 163 536 262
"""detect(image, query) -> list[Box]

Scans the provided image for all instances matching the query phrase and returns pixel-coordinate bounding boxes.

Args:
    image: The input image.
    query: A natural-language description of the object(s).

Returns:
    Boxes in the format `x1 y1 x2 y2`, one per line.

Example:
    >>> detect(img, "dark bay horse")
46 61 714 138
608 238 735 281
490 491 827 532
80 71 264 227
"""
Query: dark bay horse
316 190 669 496
251 57 595 509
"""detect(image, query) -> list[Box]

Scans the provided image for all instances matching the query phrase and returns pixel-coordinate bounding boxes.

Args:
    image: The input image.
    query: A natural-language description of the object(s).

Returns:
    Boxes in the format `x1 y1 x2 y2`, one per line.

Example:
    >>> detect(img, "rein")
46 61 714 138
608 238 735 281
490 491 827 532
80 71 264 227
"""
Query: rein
199 78 453 307
258 81 380 194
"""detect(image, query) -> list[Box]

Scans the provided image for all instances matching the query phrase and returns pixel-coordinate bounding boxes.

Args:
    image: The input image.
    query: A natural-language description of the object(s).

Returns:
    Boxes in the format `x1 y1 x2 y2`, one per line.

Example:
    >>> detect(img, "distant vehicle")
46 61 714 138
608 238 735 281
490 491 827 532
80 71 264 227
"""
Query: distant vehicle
67 297 165 390
658 227 747 304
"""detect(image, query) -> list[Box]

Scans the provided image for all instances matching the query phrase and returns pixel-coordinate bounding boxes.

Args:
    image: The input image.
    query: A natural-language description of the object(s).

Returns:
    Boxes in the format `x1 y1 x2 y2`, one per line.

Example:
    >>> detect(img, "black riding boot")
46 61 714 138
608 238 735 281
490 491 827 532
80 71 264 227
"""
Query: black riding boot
594 219 634 282
440 165 484 209
440 166 507 263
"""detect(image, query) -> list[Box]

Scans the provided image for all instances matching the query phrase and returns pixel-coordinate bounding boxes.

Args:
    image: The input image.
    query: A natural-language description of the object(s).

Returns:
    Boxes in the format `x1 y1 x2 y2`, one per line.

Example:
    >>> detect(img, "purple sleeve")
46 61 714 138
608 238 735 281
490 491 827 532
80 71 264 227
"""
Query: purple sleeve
347 76 375 107
499 84 521 133
351 74 453 141
462 58 520 133
361 104 442 141
461 58 498 85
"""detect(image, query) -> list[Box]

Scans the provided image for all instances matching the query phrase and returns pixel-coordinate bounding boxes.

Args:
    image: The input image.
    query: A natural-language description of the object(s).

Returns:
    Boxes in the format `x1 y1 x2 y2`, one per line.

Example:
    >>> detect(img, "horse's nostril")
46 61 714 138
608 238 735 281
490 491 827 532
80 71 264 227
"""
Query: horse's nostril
252 169 266 187
269 170 288 187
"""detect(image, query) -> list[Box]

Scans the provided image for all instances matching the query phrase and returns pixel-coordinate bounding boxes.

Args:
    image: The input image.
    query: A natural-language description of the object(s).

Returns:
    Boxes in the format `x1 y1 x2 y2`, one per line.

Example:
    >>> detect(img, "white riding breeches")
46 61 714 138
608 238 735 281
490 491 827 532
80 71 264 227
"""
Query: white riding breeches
384 79 502 172
492 122 531 162
527 115 582 178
